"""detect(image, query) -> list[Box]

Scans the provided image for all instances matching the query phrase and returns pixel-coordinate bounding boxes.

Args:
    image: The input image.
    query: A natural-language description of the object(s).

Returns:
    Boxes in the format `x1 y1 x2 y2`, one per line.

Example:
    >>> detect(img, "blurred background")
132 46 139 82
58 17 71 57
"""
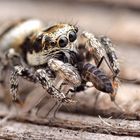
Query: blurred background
0 0 140 118
1 0 140 45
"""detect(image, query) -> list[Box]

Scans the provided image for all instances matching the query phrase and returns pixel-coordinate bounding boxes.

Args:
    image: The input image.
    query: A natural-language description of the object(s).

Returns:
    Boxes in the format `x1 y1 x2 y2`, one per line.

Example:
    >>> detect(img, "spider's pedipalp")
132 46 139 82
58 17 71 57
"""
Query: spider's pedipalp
47 58 81 87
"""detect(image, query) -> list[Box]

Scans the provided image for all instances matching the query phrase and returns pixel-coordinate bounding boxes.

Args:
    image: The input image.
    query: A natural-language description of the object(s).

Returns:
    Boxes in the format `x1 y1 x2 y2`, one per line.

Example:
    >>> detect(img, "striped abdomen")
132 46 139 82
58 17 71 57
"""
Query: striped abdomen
80 63 114 93
0 19 43 52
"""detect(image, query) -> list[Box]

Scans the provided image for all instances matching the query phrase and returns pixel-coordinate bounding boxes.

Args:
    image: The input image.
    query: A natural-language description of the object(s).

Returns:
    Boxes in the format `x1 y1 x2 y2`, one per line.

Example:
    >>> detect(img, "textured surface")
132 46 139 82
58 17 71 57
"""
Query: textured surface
1 121 139 140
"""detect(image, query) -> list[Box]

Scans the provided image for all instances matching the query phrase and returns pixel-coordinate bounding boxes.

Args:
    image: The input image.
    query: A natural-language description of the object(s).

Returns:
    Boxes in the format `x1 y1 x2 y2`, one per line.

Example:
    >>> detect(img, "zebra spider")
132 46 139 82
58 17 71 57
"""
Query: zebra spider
0 19 120 116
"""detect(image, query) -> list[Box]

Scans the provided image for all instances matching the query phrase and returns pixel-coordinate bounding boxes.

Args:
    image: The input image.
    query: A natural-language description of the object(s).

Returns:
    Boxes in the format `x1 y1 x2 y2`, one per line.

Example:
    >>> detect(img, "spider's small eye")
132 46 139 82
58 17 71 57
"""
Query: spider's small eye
69 31 77 42
58 37 68 48
45 36 51 42
50 41 56 47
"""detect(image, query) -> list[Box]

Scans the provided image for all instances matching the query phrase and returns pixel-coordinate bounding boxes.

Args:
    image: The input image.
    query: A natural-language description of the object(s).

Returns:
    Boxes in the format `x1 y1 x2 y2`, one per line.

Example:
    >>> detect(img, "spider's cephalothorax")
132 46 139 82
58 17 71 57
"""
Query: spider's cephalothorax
0 19 119 115
24 23 78 66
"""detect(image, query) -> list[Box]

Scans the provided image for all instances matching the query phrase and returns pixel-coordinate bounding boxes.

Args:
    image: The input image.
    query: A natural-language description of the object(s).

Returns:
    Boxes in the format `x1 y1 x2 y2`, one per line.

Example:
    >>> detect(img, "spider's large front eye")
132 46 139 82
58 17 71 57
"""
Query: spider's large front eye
69 31 77 42
58 37 68 48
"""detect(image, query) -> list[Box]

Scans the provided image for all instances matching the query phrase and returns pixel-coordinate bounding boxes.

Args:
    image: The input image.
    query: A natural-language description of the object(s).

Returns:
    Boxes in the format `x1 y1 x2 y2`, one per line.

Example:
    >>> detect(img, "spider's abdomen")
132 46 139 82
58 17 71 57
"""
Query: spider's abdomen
0 19 43 53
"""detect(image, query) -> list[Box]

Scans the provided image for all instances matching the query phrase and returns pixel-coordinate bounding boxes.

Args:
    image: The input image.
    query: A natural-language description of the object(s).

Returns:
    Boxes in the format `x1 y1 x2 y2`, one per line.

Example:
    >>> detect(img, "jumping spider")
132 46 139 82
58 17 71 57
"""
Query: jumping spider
0 19 120 116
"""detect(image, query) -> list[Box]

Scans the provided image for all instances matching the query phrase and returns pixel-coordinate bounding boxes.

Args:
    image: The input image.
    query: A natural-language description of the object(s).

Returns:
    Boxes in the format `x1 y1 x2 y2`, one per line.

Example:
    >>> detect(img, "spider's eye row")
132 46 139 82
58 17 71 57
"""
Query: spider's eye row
58 36 68 48
69 31 77 42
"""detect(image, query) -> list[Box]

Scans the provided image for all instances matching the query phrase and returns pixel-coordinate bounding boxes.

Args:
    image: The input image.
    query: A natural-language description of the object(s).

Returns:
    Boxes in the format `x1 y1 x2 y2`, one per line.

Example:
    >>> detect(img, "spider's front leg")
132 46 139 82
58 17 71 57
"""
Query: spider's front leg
79 31 106 65
35 69 72 103
10 65 72 103
79 31 120 75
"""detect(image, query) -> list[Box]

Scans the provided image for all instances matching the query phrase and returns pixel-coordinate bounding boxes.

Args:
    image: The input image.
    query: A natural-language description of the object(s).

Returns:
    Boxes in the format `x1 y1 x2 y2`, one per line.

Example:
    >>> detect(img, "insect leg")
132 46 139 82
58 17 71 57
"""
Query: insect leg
97 56 113 71
98 35 120 76
52 84 72 119
97 55 119 95
45 75 74 118
45 101 59 118
35 75 73 118
97 55 120 101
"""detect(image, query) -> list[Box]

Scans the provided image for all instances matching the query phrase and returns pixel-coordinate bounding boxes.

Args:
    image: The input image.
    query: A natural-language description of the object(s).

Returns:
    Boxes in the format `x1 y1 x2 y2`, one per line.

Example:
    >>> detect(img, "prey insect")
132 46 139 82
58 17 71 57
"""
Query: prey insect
0 19 118 117
80 32 120 100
